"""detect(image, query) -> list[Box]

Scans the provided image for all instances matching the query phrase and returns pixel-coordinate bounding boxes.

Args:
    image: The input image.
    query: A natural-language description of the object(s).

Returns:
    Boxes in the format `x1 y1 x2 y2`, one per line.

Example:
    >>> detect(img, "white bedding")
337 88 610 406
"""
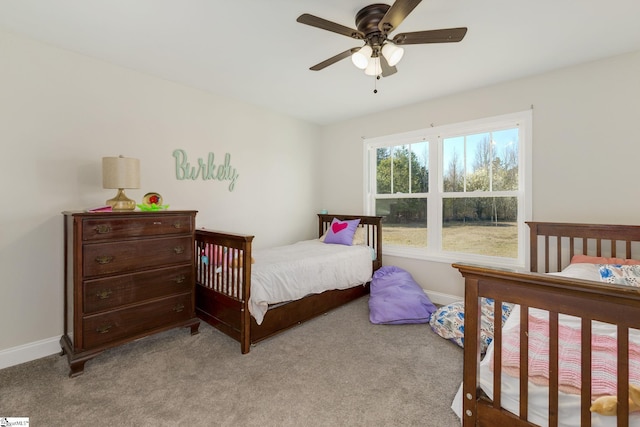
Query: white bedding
452 263 640 426
249 239 373 325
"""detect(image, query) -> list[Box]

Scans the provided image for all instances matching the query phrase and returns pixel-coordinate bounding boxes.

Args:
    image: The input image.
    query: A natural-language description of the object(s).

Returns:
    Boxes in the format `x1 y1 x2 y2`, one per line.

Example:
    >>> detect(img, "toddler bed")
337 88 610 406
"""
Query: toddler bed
453 221 640 427
195 214 382 353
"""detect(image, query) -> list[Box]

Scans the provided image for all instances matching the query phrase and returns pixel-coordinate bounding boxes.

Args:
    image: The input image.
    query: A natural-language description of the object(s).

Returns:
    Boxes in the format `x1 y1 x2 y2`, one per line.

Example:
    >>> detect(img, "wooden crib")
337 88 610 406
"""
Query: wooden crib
455 221 640 427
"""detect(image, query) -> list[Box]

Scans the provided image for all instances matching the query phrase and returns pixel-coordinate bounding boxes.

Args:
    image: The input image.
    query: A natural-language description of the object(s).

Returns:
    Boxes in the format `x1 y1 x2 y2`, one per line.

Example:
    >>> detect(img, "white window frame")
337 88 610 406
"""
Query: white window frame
363 110 532 269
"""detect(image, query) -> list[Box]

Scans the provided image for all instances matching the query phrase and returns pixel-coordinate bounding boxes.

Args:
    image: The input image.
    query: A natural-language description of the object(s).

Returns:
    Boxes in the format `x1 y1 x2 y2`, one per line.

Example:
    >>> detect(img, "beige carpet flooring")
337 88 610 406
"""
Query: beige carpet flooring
0 297 463 426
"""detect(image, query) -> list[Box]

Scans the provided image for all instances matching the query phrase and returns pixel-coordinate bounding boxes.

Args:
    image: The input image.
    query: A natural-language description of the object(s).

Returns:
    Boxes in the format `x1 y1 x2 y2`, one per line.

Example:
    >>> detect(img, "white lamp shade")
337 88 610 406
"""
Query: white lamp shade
351 45 372 69
381 43 404 67
102 156 140 189
364 57 382 76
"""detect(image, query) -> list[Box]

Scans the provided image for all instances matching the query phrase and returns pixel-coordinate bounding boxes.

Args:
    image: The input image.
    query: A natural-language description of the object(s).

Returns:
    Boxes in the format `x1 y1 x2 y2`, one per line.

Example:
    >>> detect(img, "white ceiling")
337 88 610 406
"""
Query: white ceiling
1 0 640 125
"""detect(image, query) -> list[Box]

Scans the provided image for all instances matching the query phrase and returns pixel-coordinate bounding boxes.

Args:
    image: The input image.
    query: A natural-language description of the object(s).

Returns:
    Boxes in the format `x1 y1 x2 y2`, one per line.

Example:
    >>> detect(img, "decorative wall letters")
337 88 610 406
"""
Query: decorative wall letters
172 149 239 191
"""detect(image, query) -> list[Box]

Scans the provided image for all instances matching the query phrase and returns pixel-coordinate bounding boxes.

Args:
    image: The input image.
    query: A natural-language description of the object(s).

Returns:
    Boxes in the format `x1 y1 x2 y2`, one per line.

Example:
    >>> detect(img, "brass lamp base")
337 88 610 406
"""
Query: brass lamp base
106 188 136 211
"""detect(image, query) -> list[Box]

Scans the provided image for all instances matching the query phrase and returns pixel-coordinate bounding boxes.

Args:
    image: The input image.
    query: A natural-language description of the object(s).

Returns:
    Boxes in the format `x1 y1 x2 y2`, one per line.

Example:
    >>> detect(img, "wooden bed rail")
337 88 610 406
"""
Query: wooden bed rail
455 264 640 427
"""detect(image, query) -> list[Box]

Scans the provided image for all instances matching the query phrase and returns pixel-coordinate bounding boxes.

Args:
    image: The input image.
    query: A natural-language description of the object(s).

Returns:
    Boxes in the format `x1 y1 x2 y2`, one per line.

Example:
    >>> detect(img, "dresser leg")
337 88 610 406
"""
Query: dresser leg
189 321 200 335
60 335 101 377
68 361 86 378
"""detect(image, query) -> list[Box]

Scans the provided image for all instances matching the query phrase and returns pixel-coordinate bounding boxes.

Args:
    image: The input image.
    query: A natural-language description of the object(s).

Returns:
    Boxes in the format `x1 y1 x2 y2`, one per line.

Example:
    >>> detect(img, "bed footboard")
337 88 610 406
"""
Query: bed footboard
195 229 254 353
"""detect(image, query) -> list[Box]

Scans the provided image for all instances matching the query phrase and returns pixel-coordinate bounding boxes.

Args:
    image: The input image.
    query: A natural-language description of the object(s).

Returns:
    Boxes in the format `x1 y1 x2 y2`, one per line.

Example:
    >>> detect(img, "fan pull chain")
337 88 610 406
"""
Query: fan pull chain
373 56 380 94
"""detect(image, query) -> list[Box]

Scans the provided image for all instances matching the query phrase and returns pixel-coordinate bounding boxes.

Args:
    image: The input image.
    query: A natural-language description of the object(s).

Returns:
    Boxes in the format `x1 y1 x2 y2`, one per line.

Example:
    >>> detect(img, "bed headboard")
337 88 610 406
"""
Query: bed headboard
318 214 383 271
527 221 640 273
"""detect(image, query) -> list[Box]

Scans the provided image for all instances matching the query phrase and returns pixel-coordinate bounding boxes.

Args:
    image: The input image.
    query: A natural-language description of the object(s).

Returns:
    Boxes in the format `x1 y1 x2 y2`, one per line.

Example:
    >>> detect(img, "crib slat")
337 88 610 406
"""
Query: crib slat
462 278 480 426
529 224 540 272
617 325 629 427
549 311 559 427
519 305 529 420
569 237 575 264
235 249 241 299
544 235 550 273
493 298 502 409
580 318 592 427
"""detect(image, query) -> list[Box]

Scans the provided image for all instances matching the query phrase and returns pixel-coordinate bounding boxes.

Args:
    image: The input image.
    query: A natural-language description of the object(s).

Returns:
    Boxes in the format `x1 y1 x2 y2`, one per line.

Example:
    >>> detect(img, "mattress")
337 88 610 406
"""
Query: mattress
249 239 373 325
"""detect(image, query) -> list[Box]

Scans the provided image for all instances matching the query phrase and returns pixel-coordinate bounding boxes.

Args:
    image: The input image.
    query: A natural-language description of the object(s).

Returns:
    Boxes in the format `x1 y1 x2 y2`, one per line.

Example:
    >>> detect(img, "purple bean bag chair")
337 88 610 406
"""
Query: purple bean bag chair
369 265 437 324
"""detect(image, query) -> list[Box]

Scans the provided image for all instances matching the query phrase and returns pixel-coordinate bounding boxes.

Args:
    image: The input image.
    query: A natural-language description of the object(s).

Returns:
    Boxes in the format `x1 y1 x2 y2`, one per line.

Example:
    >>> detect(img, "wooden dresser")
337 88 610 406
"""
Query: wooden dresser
61 210 200 377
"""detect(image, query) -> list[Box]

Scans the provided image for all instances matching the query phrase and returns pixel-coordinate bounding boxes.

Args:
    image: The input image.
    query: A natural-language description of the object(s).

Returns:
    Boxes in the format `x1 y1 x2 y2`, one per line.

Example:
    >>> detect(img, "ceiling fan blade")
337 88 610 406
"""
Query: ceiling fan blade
392 27 467 45
378 0 422 33
309 48 358 71
297 14 364 40
379 54 397 77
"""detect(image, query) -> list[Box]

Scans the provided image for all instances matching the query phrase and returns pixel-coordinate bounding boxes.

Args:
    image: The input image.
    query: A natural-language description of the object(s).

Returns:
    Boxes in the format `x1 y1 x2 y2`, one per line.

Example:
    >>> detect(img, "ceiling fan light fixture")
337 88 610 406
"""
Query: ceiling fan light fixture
351 45 372 69
297 2 468 80
381 43 404 67
364 57 382 76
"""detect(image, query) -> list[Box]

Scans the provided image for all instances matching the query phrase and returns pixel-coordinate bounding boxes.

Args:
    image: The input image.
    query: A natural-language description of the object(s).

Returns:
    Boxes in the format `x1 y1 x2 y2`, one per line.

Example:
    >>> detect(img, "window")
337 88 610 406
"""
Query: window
364 111 532 267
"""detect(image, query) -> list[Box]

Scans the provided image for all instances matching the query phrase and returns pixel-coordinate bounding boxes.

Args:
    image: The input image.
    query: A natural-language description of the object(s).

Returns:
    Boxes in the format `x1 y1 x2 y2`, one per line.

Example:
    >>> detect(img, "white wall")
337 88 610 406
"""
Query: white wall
318 50 640 302
3 26 640 368
0 30 320 363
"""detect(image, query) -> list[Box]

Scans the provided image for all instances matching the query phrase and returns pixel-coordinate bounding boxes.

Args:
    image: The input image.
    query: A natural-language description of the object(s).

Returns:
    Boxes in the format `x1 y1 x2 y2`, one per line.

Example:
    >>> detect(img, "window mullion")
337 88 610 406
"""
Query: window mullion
390 148 394 194
429 138 440 252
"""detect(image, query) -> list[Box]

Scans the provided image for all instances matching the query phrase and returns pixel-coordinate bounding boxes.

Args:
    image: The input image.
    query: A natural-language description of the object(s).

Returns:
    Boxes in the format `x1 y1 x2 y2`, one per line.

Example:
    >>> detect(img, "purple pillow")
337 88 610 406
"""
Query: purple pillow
323 218 361 246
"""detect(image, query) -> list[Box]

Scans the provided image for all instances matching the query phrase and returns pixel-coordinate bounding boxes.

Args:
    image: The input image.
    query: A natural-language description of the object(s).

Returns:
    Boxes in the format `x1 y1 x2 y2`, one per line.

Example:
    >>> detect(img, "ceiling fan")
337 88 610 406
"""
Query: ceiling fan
296 0 467 80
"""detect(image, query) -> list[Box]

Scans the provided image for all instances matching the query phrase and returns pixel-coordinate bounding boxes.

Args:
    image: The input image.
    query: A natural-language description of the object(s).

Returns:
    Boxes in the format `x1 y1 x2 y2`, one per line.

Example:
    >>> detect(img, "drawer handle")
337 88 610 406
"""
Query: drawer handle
95 255 114 264
94 225 112 234
96 324 112 334
173 303 185 313
173 247 185 255
173 222 183 229
96 289 113 299
175 275 186 284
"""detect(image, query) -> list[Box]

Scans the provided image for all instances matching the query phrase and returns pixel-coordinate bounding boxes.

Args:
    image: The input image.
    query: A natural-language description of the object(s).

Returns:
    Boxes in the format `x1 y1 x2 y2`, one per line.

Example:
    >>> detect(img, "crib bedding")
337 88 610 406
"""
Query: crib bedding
453 262 640 426
249 239 373 325
475 309 640 427
453 345 640 427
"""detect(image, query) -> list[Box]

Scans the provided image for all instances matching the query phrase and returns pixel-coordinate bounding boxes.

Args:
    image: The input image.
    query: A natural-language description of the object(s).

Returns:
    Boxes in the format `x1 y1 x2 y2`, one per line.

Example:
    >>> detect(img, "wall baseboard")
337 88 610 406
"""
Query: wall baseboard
0 336 61 370
424 290 461 306
1 292 461 370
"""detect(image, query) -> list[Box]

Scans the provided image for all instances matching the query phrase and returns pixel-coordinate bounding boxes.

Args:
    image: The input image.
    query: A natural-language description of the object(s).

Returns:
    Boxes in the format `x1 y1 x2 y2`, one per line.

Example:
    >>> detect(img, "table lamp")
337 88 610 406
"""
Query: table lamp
102 155 140 211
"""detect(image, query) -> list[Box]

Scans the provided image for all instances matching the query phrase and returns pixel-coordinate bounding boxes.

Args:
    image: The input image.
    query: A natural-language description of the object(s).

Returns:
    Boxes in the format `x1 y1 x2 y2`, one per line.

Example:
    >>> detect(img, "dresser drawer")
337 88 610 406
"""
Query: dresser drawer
83 236 192 278
82 214 194 242
83 265 193 314
82 293 193 348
